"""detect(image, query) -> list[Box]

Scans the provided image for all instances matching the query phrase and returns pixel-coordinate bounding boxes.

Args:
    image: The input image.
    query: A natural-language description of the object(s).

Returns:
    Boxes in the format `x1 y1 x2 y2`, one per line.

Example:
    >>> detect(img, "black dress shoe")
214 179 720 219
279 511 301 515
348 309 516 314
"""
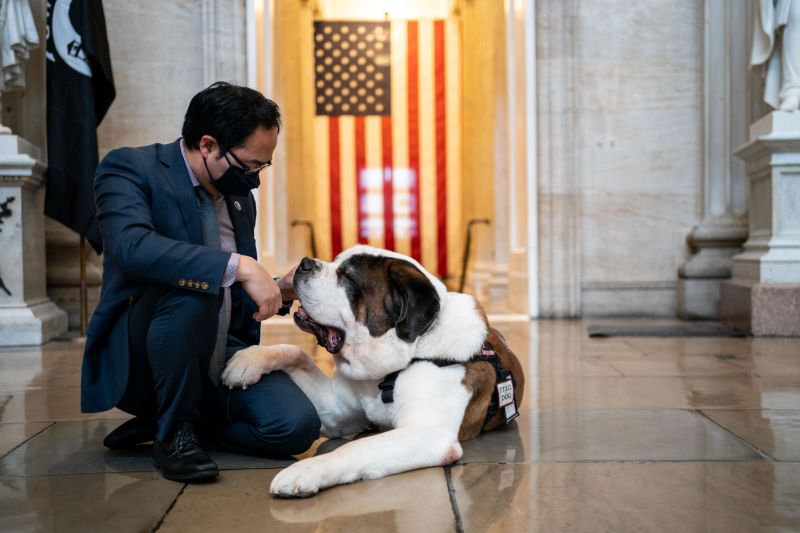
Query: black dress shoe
153 422 219 483
103 417 155 449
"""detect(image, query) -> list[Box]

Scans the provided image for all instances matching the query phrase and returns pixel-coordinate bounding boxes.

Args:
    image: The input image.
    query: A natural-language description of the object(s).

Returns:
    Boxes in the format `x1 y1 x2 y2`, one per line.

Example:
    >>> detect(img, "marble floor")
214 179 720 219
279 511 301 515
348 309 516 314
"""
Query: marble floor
1 320 799 532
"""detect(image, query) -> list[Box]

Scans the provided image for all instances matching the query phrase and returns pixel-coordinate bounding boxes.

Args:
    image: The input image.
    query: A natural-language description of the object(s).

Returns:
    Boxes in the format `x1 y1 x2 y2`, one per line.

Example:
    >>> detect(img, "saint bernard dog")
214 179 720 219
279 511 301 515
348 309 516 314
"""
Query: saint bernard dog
221 245 525 497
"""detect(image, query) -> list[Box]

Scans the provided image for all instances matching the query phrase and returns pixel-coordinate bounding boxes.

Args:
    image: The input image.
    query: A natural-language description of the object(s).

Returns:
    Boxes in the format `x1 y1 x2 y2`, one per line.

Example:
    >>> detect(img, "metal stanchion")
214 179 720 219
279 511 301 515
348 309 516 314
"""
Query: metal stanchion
458 219 490 293
79 236 88 336
291 220 318 258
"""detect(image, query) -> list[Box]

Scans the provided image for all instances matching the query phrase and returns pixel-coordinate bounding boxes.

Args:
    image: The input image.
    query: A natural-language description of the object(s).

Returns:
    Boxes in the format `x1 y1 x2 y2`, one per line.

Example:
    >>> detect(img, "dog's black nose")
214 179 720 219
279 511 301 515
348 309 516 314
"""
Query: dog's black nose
299 257 316 272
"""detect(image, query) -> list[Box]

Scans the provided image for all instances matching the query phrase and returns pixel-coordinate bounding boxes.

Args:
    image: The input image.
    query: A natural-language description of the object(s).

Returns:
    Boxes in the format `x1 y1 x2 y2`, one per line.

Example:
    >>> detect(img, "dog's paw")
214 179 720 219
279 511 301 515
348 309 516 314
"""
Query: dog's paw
270 460 327 498
221 346 270 389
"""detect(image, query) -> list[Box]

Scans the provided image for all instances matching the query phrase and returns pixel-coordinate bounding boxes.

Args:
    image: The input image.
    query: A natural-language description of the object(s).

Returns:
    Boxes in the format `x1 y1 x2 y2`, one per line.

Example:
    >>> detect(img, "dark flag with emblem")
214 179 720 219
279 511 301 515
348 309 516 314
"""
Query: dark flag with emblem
313 20 460 278
45 0 115 253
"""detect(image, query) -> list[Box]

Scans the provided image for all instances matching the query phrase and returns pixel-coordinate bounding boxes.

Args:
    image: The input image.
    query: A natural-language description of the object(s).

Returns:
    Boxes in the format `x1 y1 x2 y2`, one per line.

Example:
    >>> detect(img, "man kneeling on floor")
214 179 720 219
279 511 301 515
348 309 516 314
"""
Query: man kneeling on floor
80 82 320 482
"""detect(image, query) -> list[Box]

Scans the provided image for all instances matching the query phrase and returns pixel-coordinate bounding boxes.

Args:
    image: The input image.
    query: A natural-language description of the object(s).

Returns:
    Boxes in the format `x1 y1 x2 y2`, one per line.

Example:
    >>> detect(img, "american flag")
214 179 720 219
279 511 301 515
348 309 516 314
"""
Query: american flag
313 19 461 278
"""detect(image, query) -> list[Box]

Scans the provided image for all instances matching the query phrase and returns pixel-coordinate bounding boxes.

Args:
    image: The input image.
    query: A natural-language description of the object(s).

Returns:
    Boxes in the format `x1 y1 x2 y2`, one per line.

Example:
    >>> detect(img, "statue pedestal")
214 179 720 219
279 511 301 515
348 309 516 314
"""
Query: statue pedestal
721 111 800 335
0 135 68 345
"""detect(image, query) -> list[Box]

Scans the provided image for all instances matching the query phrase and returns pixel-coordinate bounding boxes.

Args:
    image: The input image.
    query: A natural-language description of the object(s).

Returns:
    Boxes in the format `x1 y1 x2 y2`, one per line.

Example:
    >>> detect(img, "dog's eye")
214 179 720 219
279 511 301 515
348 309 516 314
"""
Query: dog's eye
338 272 352 289
338 270 355 285
339 272 361 312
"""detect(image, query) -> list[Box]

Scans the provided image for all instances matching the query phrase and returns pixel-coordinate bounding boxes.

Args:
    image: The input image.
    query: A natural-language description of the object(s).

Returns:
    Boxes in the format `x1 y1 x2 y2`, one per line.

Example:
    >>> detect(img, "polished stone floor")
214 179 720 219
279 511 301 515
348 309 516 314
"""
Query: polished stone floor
1 320 799 532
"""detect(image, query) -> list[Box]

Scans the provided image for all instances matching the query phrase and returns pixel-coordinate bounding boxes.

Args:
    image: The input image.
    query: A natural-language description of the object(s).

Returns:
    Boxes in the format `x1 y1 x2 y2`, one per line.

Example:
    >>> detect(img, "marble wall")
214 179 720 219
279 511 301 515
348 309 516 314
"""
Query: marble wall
97 0 247 157
537 0 704 317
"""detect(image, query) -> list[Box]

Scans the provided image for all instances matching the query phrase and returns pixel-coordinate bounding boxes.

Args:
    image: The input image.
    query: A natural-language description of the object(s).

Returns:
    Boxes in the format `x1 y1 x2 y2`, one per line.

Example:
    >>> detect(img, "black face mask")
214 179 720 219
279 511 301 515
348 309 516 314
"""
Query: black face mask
203 151 260 197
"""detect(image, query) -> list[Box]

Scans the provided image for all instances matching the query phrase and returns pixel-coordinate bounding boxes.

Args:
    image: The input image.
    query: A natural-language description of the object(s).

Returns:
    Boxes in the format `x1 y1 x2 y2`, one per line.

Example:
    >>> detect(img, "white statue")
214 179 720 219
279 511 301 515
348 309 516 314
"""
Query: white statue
0 0 39 133
752 0 800 111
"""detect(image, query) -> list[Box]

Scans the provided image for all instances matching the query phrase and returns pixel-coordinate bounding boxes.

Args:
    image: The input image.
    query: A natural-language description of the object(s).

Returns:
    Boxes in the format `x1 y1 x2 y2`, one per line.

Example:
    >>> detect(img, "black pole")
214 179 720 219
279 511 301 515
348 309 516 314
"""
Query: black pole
459 219 490 293
291 220 318 258
79 236 88 336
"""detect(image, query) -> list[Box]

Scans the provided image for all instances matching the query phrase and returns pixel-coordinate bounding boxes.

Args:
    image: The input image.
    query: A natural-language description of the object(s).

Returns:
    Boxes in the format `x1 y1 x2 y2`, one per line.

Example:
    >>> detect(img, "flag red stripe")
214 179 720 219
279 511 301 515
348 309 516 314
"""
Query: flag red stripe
381 115 395 250
355 116 368 244
434 20 447 277
329 117 342 258
407 21 421 263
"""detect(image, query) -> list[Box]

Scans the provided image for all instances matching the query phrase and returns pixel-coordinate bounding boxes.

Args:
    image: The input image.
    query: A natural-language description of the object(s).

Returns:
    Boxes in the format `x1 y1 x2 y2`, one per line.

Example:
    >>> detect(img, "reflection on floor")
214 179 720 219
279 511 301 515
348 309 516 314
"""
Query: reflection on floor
0 320 799 531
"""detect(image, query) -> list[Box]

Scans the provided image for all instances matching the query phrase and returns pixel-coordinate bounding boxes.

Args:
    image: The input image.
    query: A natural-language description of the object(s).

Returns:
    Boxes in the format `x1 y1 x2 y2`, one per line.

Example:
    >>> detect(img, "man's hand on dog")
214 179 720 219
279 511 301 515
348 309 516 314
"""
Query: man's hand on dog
237 256 284 320
276 264 298 301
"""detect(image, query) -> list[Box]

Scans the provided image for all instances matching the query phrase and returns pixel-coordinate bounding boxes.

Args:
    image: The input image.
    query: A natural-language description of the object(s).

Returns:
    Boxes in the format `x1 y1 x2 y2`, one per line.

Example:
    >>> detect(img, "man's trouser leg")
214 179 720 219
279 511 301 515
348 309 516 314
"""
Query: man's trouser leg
203 343 321 457
117 285 219 441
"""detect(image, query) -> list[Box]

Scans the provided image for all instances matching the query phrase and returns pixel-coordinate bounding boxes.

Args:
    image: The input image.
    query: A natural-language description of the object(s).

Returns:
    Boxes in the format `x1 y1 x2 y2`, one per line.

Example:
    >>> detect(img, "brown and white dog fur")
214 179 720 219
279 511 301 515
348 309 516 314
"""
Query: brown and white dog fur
221 245 525 497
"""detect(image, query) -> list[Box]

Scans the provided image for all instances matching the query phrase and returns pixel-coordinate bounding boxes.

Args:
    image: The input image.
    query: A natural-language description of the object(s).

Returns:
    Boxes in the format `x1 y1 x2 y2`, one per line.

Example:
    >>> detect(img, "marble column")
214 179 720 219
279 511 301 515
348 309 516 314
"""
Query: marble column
721 111 800 335
0 135 67 345
269 0 315 274
488 0 511 312
460 0 502 304
535 0 581 317
677 0 749 319
202 0 248 87
503 0 536 316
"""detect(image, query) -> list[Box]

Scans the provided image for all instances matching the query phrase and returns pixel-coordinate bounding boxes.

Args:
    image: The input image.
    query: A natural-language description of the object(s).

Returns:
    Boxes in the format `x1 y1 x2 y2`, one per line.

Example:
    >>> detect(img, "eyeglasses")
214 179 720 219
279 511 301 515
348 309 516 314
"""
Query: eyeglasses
223 147 272 175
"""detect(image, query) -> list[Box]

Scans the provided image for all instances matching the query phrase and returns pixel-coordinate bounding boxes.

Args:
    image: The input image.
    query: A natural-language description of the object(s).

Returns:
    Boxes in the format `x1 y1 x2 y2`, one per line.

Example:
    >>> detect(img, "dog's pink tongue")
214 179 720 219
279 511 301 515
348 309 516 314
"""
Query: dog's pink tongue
326 329 341 350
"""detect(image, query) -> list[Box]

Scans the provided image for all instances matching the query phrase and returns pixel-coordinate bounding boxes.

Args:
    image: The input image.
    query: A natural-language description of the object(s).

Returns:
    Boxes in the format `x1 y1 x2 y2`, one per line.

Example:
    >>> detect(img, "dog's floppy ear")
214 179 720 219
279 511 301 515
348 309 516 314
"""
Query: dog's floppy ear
388 260 440 343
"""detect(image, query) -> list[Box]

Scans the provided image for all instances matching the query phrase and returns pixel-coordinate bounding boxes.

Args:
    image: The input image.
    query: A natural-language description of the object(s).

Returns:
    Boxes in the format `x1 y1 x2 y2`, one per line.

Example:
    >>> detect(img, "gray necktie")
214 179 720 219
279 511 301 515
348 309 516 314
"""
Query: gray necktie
195 186 228 385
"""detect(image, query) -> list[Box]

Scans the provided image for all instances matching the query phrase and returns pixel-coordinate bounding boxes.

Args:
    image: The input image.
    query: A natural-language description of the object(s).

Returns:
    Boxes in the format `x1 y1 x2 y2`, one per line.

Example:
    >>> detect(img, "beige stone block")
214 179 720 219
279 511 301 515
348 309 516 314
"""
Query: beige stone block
721 278 800 336
160 468 456 532
702 409 800 461
0 473 183 531
451 462 800 532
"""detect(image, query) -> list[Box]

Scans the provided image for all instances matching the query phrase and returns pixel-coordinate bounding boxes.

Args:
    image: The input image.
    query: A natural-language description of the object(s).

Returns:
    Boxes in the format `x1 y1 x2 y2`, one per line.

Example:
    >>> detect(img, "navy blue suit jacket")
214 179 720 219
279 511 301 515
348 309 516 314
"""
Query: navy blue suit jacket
81 139 260 413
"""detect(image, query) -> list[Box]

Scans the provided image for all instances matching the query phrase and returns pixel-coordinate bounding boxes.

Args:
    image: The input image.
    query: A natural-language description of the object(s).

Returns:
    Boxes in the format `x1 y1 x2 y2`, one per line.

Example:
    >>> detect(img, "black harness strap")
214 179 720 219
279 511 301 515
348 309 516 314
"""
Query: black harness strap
378 341 514 427
378 370 401 403
378 357 464 404
472 349 515 425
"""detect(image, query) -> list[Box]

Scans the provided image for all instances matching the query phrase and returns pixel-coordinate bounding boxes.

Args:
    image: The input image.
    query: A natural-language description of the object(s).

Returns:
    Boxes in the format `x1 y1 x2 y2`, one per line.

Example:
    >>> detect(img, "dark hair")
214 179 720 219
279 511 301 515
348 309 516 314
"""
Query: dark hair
182 82 282 151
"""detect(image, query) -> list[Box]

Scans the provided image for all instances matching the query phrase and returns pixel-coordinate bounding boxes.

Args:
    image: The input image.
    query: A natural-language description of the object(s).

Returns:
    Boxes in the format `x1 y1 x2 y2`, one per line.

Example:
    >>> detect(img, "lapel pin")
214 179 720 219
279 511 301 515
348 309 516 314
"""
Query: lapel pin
233 200 242 211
